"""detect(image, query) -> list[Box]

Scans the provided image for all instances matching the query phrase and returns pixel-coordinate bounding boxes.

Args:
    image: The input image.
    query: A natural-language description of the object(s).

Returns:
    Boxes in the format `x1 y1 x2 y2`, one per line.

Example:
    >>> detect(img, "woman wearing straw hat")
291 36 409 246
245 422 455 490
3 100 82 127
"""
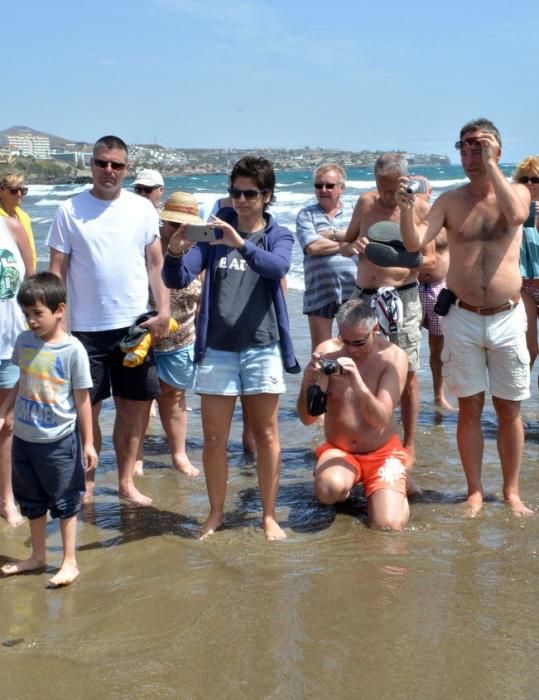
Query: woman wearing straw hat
163 156 299 540
141 191 203 477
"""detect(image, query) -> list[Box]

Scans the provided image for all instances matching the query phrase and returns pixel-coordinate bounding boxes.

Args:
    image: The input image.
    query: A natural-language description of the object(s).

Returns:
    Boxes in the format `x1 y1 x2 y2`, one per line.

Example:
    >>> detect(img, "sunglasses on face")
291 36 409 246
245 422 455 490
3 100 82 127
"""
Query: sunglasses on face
454 137 482 151
227 187 267 200
93 158 127 171
134 185 160 194
314 182 340 190
518 176 539 184
2 186 28 195
337 333 370 347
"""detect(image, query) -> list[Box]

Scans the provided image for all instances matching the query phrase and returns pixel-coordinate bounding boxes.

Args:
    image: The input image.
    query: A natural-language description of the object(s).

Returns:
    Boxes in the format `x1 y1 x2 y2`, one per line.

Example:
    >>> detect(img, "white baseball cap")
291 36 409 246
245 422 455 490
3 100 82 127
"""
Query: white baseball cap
134 169 164 187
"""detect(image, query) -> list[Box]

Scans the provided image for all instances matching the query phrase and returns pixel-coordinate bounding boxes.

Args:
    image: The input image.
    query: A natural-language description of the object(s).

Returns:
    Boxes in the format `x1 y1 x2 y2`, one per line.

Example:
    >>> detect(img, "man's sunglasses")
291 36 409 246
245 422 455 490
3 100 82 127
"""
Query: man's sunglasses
518 176 539 184
227 187 267 200
337 333 370 347
2 186 28 195
454 137 482 150
134 185 160 194
93 158 127 170
314 182 339 190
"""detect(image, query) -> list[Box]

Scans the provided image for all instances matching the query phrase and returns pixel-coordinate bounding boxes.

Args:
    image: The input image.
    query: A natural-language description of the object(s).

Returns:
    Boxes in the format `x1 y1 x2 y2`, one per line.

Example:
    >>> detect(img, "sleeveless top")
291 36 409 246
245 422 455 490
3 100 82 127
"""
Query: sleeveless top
0 218 26 359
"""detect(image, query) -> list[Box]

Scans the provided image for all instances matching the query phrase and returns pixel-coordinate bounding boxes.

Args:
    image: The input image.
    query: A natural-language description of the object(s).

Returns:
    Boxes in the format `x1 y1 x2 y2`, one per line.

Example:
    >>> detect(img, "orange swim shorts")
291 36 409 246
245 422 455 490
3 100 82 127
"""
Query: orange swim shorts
315 434 407 498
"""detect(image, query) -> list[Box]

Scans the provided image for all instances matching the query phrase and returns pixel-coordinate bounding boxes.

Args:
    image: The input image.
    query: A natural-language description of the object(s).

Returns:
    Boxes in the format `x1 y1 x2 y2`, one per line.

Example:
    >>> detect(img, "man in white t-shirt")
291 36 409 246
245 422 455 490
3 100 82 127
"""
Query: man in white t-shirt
48 135 170 506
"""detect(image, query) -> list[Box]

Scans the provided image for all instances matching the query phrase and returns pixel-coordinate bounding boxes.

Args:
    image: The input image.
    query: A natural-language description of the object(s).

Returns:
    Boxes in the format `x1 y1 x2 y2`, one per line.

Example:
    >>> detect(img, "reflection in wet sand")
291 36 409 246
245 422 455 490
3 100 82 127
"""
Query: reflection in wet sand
2 291 539 699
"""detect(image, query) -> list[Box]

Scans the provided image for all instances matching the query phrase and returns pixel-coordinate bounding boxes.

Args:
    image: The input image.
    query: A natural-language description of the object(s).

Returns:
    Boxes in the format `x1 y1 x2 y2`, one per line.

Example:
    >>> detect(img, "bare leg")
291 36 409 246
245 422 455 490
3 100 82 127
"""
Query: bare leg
199 395 236 538
492 397 533 516
239 395 256 454
242 394 286 540
457 393 485 516
308 315 334 353
0 395 23 527
48 515 80 587
400 370 420 495
314 450 357 504
368 489 409 531
1 514 47 576
134 401 152 477
82 401 102 503
113 397 153 506
522 290 538 369
157 384 199 477
428 334 454 410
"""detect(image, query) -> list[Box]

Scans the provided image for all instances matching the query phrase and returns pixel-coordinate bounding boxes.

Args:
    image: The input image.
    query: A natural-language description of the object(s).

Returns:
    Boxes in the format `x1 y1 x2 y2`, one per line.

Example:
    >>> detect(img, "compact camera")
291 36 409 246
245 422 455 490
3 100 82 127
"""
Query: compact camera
319 359 342 376
405 179 428 195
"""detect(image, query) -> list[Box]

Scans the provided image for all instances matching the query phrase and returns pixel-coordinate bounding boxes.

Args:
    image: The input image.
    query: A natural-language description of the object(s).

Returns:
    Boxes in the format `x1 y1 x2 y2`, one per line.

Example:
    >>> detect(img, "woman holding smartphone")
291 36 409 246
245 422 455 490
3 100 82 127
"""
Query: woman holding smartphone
162 156 299 540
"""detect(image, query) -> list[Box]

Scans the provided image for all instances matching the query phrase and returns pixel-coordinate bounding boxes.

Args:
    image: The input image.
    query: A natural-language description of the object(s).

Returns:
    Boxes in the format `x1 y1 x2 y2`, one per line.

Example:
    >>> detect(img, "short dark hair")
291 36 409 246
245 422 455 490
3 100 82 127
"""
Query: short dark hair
93 135 129 157
230 156 276 207
17 272 67 311
336 299 377 330
460 118 502 148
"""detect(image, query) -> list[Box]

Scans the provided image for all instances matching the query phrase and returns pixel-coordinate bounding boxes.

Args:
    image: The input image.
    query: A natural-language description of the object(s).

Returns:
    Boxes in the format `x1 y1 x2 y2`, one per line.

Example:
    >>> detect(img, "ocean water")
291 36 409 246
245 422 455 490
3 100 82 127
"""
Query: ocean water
25 163 501 286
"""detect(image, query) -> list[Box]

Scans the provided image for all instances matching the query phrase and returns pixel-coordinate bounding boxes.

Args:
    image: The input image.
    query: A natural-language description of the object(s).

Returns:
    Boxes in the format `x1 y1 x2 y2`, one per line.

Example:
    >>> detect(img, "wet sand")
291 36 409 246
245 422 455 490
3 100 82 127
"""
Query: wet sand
2 290 539 699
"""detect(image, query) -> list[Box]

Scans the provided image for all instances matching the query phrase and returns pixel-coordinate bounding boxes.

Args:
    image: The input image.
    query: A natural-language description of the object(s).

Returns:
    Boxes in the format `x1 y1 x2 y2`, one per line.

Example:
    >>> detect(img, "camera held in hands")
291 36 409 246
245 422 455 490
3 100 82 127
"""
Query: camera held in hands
405 179 428 195
319 358 342 376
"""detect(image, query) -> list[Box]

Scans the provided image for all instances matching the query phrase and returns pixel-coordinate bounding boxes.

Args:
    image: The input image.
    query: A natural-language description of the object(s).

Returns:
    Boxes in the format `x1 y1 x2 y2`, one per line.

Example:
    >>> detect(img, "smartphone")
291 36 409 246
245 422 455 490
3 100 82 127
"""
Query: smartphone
184 224 217 243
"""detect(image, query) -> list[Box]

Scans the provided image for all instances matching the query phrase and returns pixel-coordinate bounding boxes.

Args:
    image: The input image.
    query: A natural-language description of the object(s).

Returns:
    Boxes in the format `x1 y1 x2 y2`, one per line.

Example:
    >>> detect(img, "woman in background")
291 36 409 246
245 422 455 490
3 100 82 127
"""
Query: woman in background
0 172 37 268
513 156 539 373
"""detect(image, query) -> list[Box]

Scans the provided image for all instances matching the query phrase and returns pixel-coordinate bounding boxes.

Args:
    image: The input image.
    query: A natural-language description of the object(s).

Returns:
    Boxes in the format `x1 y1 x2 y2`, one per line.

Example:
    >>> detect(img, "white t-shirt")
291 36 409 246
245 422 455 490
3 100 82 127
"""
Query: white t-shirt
0 218 26 359
47 189 159 331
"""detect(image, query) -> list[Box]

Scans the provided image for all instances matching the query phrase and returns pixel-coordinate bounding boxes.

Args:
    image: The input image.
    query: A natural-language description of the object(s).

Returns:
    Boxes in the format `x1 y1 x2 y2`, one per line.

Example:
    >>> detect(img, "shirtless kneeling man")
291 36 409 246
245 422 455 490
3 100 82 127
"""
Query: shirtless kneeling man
297 299 410 530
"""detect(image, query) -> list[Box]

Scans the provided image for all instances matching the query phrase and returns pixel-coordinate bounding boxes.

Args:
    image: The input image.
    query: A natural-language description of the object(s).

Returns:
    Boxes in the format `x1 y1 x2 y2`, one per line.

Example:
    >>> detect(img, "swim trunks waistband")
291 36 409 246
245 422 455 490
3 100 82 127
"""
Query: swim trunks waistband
455 293 520 316
355 281 417 295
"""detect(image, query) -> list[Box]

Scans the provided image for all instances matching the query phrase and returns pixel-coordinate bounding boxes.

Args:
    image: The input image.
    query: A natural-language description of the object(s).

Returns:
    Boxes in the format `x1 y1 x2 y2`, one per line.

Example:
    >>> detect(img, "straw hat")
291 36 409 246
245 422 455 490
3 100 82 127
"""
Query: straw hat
159 191 204 225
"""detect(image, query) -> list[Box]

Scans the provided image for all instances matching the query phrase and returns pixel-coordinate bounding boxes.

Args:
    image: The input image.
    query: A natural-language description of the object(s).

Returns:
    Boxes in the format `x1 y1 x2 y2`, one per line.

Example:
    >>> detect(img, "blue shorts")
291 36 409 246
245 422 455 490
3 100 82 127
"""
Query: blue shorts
154 343 196 391
12 430 85 520
195 342 286 396
0 359 20 389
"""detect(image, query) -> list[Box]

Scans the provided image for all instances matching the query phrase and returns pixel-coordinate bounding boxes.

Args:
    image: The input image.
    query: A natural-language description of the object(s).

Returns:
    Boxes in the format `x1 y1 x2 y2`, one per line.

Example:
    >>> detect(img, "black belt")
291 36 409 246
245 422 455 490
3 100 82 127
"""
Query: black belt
355 281 417 295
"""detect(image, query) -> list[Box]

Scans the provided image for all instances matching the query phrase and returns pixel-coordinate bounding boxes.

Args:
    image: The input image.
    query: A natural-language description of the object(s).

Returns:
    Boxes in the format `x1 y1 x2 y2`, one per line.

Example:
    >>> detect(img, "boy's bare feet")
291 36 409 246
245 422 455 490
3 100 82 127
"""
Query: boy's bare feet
173 454 200 478
263 516 286 541
199 513 224 540
48 561 80 587
435 396 455 412
505 494 534 517
0 501 24 528
462 494 483 518
119 485 152 506
1 556 46 576
133 460 144 477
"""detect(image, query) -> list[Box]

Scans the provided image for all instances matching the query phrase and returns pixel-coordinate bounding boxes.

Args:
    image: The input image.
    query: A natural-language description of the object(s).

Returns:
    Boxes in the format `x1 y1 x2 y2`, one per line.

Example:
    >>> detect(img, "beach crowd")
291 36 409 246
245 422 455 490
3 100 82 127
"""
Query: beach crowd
0 117 538 587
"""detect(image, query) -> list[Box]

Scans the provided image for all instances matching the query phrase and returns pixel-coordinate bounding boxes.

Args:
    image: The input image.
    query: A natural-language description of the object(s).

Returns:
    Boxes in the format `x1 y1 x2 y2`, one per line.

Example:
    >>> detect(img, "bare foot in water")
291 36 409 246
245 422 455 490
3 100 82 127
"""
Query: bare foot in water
462 494 483 518
1 556 46 577
435 396 455 412
199 513 224 540
505 495 534 517
173 454 200 478
263 516 287 541
48 561 79 587
0 501 24 528
133 460 144 477
119 485 152 507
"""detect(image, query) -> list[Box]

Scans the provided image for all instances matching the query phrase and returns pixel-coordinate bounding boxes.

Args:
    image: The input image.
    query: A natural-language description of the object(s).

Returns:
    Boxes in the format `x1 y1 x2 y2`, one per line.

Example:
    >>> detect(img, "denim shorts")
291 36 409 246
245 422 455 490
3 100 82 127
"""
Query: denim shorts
154 343 196 391
0 359 20 389
12 430 85 520
195 342 286 396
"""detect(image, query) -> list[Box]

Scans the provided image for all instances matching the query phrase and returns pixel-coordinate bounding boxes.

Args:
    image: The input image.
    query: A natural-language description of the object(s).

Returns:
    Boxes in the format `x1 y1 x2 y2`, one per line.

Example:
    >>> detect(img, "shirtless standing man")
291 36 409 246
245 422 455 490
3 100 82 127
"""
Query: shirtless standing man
398 118 532 516
297 299 409 530
342 153 433 468
416 177 453 411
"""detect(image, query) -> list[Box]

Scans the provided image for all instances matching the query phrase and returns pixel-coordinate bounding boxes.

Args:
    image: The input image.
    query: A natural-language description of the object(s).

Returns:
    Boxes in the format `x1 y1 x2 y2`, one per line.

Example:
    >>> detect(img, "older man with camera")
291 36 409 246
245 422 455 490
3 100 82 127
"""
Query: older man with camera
297 299 410 530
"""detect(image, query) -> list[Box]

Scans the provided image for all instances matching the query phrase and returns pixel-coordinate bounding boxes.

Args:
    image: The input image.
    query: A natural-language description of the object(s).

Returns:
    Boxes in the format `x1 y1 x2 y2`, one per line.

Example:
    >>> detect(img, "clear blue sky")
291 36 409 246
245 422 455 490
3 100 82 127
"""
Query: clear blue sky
4 0 538 163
